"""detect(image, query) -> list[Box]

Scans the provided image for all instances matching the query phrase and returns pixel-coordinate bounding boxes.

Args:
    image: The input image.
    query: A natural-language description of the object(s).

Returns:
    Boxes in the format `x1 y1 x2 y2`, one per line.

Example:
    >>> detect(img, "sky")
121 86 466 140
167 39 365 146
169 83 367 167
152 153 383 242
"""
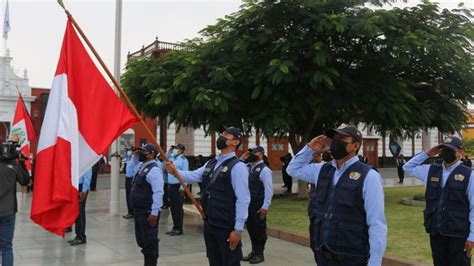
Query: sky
2 0 473 88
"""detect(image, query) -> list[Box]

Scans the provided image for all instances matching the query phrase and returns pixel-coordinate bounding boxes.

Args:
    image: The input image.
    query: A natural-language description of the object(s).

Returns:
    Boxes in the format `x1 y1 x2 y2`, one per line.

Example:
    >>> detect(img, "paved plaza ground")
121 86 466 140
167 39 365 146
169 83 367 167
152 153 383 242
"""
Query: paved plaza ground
11 167 422 265
13 190 317 266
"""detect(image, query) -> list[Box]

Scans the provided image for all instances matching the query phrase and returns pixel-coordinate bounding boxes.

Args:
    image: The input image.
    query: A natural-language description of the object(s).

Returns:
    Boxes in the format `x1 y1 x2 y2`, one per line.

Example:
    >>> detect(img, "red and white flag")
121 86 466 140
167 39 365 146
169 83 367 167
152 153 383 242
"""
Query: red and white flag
9 94 36 170
31 19 138 236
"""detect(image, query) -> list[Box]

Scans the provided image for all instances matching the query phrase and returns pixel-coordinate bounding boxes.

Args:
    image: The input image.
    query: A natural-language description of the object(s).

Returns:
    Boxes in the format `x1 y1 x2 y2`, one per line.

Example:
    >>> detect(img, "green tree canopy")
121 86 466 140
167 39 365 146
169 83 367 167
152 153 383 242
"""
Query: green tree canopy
122 0 474 152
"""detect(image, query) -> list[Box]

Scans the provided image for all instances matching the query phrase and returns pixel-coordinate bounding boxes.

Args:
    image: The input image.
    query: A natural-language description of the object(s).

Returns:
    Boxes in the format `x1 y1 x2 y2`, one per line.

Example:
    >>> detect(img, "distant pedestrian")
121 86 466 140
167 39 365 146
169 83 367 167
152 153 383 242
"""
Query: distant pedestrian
397 154 406 184
280 153 293 194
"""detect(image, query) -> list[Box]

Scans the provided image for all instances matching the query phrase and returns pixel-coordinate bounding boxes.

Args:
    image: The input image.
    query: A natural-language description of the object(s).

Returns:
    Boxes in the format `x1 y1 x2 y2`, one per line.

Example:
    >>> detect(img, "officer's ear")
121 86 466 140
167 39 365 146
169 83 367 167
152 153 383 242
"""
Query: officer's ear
353 141 361 154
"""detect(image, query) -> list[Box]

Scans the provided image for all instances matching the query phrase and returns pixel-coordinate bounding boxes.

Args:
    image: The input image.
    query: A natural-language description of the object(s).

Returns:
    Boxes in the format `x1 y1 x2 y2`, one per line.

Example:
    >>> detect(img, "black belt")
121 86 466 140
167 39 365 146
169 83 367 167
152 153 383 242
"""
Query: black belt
320 246 367 263
169 184 181 188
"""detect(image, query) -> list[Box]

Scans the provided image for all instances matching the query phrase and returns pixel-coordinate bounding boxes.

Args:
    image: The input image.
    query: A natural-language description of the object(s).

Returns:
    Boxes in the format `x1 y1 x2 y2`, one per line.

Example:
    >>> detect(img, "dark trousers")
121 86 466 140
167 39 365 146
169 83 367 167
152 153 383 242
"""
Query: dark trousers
90 171 98 191
0 213 15 266
168 184 184 233
397 166 404 183
245 206 267 256
75 189 88 241
203 222 242 266
134 211 159 266
309 216 318 263
429 233 471 266
283 172 292 192
163 183 169 207
125 177 133 215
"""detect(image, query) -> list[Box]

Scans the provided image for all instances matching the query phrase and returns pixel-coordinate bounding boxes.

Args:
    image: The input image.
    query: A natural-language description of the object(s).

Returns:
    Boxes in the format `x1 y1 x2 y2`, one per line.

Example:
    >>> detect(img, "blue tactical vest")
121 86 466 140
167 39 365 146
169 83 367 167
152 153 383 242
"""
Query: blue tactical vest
424 163 471 238
130 162 158 212
308 183 316 218
200 157 240 229
311 161 371 257
248 162 266 209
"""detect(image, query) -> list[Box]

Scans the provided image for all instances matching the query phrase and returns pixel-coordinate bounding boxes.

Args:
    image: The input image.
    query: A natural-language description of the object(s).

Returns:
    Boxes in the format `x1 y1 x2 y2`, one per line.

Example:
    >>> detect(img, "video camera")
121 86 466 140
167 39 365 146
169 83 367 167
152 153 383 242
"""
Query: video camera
0 141 20 161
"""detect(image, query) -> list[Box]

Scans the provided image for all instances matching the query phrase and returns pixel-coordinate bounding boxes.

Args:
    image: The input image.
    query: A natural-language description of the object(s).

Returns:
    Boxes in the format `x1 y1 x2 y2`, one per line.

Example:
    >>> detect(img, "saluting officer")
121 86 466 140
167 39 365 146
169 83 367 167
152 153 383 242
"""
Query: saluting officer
287 125 387 266
240 146 273 264
129 144 164 266
165 126 250 266
403 136 474 266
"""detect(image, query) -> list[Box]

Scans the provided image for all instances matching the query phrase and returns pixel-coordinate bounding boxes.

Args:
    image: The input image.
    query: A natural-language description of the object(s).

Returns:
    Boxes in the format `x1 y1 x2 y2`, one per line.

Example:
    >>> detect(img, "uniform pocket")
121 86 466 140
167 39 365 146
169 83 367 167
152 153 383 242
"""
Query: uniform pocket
336 184 357 206
336 222 366 248
448 182 466 202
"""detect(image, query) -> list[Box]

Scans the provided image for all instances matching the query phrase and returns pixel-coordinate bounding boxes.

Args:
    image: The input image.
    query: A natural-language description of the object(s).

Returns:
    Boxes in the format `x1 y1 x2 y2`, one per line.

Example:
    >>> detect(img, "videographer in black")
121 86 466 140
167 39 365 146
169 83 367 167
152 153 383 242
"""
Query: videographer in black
0 141 30 266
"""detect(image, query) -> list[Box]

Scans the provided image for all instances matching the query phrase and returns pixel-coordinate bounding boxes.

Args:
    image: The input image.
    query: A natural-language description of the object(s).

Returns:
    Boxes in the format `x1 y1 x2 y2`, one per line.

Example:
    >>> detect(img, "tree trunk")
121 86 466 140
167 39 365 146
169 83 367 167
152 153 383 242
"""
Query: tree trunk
289 130 311 199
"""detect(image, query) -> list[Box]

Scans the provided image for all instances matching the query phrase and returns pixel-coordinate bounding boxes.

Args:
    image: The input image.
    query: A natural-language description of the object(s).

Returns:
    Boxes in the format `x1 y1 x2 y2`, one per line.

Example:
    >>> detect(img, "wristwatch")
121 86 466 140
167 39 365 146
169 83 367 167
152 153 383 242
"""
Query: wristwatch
234 229 243 236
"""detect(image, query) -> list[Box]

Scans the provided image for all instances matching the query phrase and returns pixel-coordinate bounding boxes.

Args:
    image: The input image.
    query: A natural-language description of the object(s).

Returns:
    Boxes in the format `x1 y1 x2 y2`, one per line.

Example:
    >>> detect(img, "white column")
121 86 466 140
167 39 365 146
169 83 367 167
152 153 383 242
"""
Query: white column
110 0 122 216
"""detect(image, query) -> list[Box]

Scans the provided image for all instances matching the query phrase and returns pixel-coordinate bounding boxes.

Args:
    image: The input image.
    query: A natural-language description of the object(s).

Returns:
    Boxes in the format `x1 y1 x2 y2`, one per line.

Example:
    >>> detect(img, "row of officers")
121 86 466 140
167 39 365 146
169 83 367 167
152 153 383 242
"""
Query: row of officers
127 125 473 266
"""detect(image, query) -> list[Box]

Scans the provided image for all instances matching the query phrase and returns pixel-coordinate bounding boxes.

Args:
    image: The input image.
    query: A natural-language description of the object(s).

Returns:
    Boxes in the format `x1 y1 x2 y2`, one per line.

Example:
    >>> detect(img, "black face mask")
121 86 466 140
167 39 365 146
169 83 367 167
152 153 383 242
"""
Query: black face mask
330 139 349 160
322 151 332 162
440 148 457 163
216 136 229 150
247 153 259 163
138 152 148 162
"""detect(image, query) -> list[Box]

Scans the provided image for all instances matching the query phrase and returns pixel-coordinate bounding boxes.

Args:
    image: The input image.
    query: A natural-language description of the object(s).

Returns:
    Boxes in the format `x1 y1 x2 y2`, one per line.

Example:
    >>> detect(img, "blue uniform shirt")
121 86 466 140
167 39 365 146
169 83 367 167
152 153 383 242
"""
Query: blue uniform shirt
287 145 387 266
125 155 135 178
129 156 164 216
166 152 189 189
249 160 273 210
177 152 250 231
79 169 93 193
403 151 474 241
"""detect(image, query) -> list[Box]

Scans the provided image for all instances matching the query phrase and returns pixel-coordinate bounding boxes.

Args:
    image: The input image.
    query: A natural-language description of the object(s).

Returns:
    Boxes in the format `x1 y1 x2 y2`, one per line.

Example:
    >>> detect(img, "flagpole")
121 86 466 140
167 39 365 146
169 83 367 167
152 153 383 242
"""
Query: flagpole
56 1 206 219
108 0 122 216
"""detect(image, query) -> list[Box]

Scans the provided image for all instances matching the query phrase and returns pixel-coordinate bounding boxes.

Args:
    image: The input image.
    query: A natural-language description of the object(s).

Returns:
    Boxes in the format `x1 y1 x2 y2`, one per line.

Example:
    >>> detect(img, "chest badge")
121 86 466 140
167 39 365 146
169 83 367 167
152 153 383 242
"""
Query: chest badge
204 168 211 173
454 174 465 182
430 177 440 183
256 168 261 172
222 166 229 173
143 168 149 174
349 172 361 180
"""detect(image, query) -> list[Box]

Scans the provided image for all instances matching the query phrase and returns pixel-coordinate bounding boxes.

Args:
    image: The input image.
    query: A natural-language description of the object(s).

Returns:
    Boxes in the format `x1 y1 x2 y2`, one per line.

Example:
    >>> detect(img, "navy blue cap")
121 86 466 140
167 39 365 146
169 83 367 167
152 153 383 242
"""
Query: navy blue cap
219 126 243 142
325 124 363 143
250 146 265 154
440 136 463 150
141 143 158 154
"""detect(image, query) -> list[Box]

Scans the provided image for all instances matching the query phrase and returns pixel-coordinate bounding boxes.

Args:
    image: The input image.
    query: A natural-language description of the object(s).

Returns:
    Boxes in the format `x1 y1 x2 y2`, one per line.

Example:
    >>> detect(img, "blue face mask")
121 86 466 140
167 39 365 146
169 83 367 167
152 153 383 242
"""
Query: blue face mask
172 149 178 157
